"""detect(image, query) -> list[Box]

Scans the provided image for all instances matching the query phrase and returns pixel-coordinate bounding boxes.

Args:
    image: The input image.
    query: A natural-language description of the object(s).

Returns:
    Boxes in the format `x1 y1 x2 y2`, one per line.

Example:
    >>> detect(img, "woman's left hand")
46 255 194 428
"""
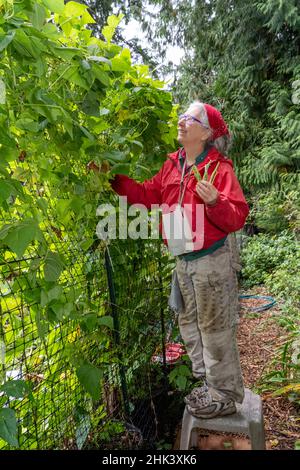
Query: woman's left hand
196 180 219 206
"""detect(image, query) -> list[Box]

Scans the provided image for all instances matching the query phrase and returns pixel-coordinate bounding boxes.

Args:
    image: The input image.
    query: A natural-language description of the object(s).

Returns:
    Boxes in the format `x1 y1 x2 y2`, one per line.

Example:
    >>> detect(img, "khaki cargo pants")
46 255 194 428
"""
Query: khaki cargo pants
176 235 244 403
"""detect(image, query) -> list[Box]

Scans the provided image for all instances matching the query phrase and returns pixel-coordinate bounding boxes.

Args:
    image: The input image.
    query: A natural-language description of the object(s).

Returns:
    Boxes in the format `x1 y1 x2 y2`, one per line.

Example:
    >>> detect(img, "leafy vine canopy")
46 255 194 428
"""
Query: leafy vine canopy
0 0 177 259
0 1 177 449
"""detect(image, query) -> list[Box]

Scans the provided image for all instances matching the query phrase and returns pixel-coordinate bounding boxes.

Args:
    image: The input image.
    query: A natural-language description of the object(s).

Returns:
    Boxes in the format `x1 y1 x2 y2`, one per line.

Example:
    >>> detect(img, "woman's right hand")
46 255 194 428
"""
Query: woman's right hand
86 160 110 173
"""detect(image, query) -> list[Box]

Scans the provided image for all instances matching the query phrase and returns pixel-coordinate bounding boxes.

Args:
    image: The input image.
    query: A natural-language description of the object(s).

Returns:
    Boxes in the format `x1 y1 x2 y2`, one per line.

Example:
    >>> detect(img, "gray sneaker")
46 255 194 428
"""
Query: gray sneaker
187 391 236 419
184 383 209 406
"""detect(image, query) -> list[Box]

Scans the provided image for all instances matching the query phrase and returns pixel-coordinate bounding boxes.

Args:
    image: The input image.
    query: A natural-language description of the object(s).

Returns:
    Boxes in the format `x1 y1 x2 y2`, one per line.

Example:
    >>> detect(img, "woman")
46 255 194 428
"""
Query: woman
111 101 249 418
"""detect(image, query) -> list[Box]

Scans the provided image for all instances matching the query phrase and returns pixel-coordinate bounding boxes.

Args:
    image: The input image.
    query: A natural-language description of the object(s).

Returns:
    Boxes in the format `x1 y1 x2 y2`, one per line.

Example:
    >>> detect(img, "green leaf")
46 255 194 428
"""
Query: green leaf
0 128 16 148
0 180 15 203
30 3 47 30
131 140 143 149
52 46 80 60
110 163 131 176
80 238 94 251
76 364 103 401
44 251 65 282
98 316 114 329
176 375 187 390
69 195 85 216
0 408 19 448
79 125 94 140
64 1 87 17
36 197 48 215
4 220 41 257
42 0 64 14
89 56 112 67
75 414 91 450
0 31 15 52
111 56 131 72
34 309 48 339
59 64 89 90
111 48 131 72
41 285 63 307
1 380 30 399
0 224 11 240
80 313 98 332
82 10 95 25
177 364 191 376
0 79 6 104
56 199 71 222
102 150 126 163
15 118 40 132
102 14 124 43
51 301 73 320
60 109 73 137
81 59 91 71
41 23 60 39
292 80 300 105
13 29 41 59
92 66 110 87
82 91 100 117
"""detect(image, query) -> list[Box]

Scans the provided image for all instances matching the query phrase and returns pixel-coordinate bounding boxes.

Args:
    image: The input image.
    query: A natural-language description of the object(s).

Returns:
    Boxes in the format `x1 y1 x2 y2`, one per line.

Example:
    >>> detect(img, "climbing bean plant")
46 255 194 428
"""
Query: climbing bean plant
0 0 176 448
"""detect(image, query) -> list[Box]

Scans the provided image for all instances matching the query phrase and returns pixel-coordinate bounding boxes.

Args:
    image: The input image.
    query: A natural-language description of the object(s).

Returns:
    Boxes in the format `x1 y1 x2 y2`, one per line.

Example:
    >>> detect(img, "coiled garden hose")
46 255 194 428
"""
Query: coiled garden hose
238 294 276 312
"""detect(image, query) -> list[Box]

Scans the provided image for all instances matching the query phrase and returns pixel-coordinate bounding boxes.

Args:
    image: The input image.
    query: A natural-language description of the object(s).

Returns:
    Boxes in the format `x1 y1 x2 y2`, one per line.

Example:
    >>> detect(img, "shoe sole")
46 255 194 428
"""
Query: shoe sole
187 403 237 419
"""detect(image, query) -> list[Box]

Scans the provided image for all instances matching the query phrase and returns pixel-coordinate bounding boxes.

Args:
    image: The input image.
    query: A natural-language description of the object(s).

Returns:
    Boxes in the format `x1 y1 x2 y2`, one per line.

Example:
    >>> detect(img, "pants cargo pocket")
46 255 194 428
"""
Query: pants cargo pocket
196 272 237 332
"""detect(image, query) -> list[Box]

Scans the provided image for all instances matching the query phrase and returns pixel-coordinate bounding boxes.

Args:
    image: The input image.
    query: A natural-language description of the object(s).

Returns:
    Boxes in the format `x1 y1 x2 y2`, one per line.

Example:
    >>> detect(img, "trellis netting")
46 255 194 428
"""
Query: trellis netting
0 0 178 450
0 186 174 449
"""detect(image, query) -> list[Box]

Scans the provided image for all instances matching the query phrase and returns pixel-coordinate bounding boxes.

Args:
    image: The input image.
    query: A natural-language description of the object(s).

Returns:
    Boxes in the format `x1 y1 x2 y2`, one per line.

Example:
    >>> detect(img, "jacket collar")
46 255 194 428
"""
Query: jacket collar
178 147 209 169
167 146 233 170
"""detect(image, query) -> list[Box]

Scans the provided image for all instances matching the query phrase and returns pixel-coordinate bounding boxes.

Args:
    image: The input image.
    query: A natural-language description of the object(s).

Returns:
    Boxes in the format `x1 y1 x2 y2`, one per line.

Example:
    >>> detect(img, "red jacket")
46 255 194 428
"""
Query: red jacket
111 147 249 250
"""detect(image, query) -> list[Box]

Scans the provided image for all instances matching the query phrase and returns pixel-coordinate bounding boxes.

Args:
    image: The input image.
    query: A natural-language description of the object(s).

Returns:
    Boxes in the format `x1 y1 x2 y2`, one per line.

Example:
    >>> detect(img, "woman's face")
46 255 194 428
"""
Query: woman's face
177 105 211 146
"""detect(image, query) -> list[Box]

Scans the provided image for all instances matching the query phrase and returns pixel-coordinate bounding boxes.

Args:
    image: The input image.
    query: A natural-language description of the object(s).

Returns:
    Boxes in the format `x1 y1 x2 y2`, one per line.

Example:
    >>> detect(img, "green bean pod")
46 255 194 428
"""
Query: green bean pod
209 162 220 185
203 161 211 181
193 165 201 182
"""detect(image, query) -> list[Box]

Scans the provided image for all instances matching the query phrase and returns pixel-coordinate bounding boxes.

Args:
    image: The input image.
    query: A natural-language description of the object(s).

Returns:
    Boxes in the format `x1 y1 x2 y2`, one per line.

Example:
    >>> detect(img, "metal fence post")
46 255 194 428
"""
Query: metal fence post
158 244 169 388
104 248 130 417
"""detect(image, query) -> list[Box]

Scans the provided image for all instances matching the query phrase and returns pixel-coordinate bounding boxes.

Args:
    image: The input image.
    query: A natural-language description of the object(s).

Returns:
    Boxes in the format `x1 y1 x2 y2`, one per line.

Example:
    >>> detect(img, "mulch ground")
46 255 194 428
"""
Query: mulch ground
175 286 300 450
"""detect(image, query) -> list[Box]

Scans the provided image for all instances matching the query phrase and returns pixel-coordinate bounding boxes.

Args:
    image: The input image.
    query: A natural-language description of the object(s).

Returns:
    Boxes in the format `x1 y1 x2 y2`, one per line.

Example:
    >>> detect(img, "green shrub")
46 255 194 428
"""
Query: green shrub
265 257 300 304
240 232 299 288
250 191 289 234
248 187 300 235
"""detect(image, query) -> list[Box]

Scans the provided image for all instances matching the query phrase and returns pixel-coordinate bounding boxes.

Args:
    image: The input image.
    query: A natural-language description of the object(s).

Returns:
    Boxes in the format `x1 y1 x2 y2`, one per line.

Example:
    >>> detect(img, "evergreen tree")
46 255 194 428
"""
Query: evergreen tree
144 0 300 190
82 0 158 67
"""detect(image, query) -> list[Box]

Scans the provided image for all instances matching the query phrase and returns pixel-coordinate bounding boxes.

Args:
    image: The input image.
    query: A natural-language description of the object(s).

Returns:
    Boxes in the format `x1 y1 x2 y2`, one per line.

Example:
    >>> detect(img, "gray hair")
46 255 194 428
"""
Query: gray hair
190 101 231 156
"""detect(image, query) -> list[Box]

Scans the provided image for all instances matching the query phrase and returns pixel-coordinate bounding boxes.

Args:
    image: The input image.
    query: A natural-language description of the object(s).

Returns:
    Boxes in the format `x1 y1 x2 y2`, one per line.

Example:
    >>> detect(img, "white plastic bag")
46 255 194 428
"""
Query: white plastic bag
162 204 194 256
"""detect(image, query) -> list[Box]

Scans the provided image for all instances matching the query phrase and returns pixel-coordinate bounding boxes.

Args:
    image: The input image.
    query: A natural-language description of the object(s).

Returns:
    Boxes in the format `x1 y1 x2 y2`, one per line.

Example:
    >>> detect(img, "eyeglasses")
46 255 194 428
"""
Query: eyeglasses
178 114 209 128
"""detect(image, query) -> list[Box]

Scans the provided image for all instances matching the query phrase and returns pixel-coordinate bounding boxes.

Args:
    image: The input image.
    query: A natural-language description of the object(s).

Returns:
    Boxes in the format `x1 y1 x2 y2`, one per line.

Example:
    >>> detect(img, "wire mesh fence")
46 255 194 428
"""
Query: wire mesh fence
0 177 175 450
